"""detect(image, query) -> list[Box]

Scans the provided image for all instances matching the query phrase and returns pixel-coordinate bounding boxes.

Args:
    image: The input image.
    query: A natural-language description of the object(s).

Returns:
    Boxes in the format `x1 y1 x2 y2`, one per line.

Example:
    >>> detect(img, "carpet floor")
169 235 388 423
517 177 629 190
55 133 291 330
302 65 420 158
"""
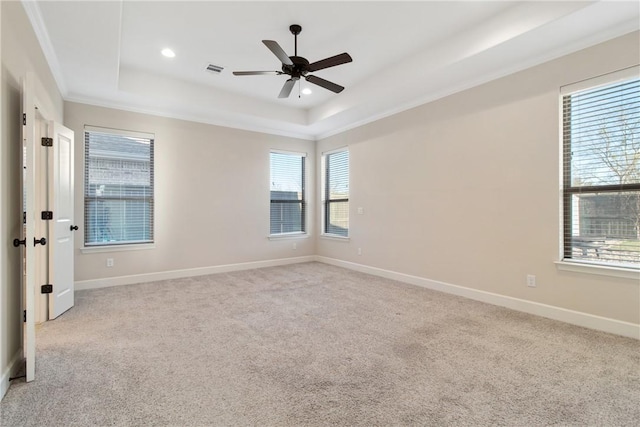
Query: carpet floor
1 262 639 426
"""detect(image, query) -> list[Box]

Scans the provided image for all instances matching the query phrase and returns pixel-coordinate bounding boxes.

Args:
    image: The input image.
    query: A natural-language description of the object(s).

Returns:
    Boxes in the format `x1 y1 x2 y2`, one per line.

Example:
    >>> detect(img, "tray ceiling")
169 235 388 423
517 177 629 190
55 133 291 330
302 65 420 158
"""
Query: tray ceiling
25 1 640 140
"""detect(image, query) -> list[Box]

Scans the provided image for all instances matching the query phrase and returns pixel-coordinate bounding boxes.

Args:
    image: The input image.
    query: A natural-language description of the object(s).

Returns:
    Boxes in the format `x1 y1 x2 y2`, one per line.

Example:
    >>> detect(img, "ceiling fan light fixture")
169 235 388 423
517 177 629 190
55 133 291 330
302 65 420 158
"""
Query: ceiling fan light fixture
161 48 176 58
301 87 312 95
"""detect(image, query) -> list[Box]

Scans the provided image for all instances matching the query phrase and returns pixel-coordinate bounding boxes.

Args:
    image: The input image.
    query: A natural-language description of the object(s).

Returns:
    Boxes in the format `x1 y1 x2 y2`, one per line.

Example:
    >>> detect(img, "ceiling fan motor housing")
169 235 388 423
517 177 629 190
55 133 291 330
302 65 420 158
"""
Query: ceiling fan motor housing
283 56 309 79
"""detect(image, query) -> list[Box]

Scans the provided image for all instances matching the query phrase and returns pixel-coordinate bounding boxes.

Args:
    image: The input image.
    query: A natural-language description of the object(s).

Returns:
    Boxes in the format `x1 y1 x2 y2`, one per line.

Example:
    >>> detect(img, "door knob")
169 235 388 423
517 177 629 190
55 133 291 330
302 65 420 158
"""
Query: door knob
13 238 26 247
34 237 47 246
70 225 78 231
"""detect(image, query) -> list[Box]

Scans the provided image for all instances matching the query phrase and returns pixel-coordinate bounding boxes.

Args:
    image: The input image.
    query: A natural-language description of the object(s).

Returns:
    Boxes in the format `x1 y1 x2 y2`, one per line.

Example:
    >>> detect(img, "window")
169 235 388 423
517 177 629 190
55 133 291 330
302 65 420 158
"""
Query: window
561 68 639 269
84 127 154 247
270 151 306 235
322 148 349 237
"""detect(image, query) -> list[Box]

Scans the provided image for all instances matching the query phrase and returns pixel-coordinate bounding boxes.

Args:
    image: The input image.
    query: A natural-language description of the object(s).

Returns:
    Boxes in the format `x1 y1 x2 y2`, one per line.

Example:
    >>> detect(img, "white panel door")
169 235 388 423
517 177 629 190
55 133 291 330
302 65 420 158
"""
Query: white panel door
22 73 37 382
48 122 75 319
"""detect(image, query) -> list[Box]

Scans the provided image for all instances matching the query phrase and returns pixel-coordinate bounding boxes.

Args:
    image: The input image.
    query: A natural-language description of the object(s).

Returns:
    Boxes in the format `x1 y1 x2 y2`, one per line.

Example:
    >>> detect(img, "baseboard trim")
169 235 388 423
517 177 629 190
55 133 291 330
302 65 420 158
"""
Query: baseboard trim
75 256 316 291
74 255 639 339
1 349 23 401
315 256 640 340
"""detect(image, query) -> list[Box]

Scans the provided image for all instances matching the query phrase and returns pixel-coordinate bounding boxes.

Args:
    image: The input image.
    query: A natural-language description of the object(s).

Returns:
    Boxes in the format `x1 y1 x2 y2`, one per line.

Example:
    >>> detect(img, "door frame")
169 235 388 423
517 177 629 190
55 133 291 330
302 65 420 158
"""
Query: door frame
34 115 49 324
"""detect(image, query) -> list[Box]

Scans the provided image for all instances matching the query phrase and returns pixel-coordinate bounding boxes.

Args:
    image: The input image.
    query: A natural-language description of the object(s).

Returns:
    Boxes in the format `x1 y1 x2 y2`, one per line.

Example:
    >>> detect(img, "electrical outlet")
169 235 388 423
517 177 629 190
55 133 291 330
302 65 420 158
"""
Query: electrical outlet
106 258 114 268
357 248 362 256
526 274 536 287
357 207 364 215
292 242 297 250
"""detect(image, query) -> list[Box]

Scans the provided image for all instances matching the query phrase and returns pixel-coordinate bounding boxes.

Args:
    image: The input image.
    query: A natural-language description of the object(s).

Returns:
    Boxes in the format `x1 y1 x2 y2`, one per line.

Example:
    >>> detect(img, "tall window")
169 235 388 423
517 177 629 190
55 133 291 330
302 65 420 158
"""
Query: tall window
322 148 349 237
84 127 154 246
270 151 306 235
561 69 639 268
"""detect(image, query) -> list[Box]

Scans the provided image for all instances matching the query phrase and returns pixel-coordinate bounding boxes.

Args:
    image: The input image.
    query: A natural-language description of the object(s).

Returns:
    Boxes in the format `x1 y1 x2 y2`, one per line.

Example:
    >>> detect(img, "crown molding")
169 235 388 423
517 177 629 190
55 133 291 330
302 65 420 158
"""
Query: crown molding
21 0 68 97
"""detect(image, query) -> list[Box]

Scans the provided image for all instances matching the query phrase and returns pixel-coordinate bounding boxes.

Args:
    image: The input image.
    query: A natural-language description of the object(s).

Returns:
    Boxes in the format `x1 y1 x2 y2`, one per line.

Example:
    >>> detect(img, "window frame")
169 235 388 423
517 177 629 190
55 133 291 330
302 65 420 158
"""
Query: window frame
321 147 350 239
269 149 307 238
83 126 155 250
560 67 640 272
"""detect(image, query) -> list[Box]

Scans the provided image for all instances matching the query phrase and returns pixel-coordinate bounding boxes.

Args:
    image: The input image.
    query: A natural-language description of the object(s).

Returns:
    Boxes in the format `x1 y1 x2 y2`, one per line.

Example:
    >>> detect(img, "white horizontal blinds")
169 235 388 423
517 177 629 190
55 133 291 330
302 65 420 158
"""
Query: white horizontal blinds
562 76 640 267
84 129 154 246
270 152 305 234
325 149 349 236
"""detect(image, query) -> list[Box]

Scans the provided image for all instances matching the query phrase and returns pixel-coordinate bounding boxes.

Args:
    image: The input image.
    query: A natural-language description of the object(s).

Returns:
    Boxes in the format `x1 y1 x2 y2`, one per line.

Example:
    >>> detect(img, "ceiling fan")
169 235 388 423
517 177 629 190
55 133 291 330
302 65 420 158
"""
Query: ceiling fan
233 24 353 99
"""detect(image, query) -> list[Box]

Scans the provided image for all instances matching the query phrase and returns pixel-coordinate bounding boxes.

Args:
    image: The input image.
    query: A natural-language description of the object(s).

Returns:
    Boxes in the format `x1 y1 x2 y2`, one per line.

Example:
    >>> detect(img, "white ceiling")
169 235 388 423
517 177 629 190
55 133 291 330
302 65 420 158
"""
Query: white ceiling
25 1 639 140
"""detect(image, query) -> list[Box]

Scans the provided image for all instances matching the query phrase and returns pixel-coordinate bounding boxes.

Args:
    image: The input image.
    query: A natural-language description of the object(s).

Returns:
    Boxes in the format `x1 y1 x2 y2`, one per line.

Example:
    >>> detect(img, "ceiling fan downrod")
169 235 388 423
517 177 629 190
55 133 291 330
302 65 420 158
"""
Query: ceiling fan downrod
290 24 301 56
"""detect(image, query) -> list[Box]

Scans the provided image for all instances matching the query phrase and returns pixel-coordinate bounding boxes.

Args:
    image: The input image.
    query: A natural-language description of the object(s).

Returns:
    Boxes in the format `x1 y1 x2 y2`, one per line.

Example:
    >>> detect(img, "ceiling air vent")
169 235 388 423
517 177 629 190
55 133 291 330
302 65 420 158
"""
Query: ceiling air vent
206 64 224 74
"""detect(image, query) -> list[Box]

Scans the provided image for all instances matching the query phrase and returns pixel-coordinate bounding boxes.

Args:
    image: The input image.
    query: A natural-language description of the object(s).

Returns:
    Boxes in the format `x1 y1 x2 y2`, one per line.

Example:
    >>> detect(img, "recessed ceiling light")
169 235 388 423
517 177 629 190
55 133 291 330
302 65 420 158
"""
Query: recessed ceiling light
301 88 312 95
161 48 176 58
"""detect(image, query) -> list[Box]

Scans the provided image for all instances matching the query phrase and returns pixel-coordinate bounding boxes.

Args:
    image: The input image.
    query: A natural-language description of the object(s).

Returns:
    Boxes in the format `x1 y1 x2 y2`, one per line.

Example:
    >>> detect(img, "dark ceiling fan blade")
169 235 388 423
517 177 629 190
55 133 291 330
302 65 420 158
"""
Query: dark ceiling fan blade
305 75 344 93
263 40 293 66
278 78 297 98
308 53 352 72
232 71 282 76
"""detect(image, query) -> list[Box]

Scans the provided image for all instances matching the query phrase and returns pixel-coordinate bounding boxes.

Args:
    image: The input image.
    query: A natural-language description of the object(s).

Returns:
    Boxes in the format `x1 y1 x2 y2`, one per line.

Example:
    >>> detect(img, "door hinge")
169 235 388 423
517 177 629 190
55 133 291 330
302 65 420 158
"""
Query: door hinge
23 113 26 125
41 211 53 220
23 310 26 322
41 284 53 294
41 137 53 147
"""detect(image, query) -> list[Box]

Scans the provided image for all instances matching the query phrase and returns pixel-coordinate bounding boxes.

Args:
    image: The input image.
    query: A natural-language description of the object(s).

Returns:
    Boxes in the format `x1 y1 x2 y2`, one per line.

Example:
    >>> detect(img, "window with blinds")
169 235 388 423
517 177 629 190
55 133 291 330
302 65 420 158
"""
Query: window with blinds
84 127 154 246
270 151 306 235
322 149 349 237
562 69 639 268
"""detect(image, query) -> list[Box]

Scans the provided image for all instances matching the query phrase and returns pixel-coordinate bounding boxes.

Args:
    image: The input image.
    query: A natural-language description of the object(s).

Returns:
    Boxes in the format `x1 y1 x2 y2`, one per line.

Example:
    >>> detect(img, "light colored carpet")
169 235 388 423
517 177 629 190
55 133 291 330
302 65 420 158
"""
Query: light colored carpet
1 262 638 426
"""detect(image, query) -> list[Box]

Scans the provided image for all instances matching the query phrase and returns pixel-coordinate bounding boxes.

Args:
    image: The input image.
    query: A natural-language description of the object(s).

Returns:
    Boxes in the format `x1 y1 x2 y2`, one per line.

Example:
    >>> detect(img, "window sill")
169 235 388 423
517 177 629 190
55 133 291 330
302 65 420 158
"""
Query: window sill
555 261 639 280
320 234 350 242
80 243 155 254
268 233 309 241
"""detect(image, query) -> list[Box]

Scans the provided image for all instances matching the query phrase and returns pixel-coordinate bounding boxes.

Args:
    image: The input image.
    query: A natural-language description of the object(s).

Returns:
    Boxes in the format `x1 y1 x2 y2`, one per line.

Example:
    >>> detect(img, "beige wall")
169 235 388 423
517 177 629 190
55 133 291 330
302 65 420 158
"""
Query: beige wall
1 1 64 395
64 103 315 282
316 31 640 325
